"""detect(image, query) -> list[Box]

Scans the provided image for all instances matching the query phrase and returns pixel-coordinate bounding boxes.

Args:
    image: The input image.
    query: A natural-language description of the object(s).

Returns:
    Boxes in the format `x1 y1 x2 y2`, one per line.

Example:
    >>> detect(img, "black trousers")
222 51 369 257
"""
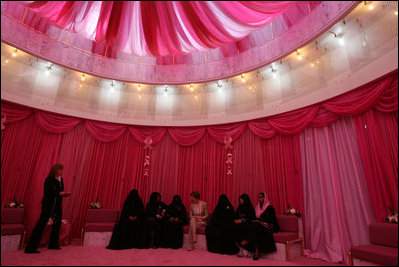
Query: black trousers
25 204 62 251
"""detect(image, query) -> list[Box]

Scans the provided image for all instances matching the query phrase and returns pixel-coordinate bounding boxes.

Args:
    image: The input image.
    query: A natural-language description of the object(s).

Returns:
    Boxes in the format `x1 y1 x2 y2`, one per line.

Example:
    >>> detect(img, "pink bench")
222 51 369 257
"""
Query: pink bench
81 209 120 245
349 223 398 266
264 215 304 261
1 208 26 251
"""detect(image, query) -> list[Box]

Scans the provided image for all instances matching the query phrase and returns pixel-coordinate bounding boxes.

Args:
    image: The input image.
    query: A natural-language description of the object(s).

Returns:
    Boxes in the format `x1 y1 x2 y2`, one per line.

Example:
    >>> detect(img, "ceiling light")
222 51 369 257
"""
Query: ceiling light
12 49 17 57
296 50 302 60
241 74 245 83
81 73 85 81
138 84 141 91
190 84 194 92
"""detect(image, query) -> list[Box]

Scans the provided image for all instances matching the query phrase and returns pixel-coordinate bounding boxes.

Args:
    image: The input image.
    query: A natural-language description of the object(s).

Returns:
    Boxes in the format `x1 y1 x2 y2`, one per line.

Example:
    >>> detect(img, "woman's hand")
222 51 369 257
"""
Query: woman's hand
60 191 71 197
234 219 242 224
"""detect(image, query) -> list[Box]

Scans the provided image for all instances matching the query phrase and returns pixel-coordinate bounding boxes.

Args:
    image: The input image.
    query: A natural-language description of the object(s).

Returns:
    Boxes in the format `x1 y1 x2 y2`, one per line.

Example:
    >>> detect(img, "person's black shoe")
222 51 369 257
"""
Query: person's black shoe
25 249 40 254
253 246 260 260
48 245 61 250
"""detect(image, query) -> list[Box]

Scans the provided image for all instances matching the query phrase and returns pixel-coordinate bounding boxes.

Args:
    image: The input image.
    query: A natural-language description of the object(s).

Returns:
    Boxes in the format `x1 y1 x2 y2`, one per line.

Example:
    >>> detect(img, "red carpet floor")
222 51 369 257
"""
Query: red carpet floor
1 242 347 266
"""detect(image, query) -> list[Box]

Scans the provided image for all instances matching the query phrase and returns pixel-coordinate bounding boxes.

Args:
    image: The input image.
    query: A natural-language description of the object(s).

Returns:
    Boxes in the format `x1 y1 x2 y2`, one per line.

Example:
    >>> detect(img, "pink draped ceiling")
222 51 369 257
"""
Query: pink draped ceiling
24 1 294 57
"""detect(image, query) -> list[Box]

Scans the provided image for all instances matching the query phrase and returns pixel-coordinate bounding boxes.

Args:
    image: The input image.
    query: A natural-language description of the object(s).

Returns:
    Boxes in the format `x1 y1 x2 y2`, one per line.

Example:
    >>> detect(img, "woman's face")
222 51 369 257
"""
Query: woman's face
239 197 244 205
191 196 198 204
258 194 264 205
56 168 63 177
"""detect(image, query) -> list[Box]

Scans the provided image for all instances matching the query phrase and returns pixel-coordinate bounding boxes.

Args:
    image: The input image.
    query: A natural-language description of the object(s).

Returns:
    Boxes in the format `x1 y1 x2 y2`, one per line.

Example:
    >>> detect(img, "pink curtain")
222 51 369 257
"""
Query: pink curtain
1 120 302 243
353 110 398 222
300 117 376 264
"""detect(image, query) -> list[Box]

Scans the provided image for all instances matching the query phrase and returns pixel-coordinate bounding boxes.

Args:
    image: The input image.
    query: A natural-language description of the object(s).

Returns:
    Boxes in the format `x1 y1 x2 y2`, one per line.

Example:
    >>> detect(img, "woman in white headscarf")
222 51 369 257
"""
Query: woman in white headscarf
239 192 280 260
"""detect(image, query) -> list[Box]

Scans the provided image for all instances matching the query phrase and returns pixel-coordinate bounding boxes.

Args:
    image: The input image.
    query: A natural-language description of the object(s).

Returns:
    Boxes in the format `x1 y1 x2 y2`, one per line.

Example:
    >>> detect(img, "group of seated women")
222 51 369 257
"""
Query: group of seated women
106 189 279 261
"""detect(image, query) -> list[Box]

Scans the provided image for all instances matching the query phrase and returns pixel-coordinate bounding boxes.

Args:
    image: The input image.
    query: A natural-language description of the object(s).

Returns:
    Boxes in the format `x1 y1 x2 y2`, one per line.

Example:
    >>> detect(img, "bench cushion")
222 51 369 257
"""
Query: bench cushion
84 222 115 232
1 208 24 224
273 232 299 243
369 223 398 248
1 224 24 235
276 215 298 233
86 209 119 223
351 244 398 266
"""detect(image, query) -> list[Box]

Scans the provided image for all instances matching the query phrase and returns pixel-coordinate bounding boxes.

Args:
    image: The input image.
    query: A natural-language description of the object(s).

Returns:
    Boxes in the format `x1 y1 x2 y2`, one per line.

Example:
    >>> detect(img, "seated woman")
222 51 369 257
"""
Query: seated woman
145 192 168 248
187 191 208 251
161 195 187 249
206 194 238 255
107 189 146 250
240 192 280 260
225 193 256 256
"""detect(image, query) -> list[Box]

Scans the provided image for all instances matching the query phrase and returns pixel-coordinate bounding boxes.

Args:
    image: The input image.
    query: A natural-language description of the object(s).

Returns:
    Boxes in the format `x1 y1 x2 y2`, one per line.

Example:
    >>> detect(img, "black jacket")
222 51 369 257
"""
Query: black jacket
42 176 64 212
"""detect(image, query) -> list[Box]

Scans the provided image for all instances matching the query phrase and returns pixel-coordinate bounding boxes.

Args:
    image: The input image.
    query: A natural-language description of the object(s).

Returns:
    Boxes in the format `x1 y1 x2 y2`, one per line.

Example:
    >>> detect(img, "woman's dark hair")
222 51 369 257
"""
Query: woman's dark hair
239 193 252 206
258 192 265 198
190 191 200 200
47 163 64 178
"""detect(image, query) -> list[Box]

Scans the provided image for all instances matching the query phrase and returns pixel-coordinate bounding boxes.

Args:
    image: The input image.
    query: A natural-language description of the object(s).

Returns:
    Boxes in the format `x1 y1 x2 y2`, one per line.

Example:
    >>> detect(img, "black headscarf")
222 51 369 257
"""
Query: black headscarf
120 189 144 222
235 193 255 222
210 194 235 227
168 195 187 224
145 192 167 221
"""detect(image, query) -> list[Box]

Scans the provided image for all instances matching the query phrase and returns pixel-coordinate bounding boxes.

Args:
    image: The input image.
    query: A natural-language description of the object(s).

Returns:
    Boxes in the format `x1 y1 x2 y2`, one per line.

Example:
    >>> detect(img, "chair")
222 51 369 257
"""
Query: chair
265 215 304 261
1 208 26 251
349 223 398 266
81 209 120 246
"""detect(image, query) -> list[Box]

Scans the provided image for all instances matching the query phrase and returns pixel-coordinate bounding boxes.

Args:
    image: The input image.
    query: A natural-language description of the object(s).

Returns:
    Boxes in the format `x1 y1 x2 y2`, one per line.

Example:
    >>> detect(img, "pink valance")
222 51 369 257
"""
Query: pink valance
207 122 247 144
168 127 206 146
128 127 167 145
268 105 319 135
35 111 81 134
85 121 126 143
322 74 397 115
2 70 397 145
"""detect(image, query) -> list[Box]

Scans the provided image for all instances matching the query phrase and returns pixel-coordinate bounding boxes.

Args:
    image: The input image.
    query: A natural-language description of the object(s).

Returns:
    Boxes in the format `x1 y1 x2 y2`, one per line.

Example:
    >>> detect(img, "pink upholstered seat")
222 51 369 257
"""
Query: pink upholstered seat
84 209 119 232
369 223 398 248
277 215 299 233
84 222 115 232
274 215 300 244
1 208 25 236
351 244 398 266
350 223 398 266
273 232 299 243
1 224 25 235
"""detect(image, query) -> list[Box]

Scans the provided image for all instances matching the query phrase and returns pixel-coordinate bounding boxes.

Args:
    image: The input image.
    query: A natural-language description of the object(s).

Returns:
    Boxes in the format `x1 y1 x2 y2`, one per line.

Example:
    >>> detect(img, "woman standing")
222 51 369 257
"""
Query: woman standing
25 163 71 253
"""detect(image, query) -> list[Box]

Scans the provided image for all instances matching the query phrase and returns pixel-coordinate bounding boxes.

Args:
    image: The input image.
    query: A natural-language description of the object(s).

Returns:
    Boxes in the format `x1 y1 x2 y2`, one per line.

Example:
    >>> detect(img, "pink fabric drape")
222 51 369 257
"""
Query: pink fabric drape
353 110 398 222
300 117 376 264
1 121 303 244
168 127 206 146
85 120 126 143
23 1 294 57
35 111 81 134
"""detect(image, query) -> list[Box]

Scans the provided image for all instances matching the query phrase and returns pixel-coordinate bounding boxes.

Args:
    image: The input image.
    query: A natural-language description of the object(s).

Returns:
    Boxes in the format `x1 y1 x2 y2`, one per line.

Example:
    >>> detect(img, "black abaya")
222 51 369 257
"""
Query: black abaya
161 195 187 249
107 189 146 250
206 194 239 255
